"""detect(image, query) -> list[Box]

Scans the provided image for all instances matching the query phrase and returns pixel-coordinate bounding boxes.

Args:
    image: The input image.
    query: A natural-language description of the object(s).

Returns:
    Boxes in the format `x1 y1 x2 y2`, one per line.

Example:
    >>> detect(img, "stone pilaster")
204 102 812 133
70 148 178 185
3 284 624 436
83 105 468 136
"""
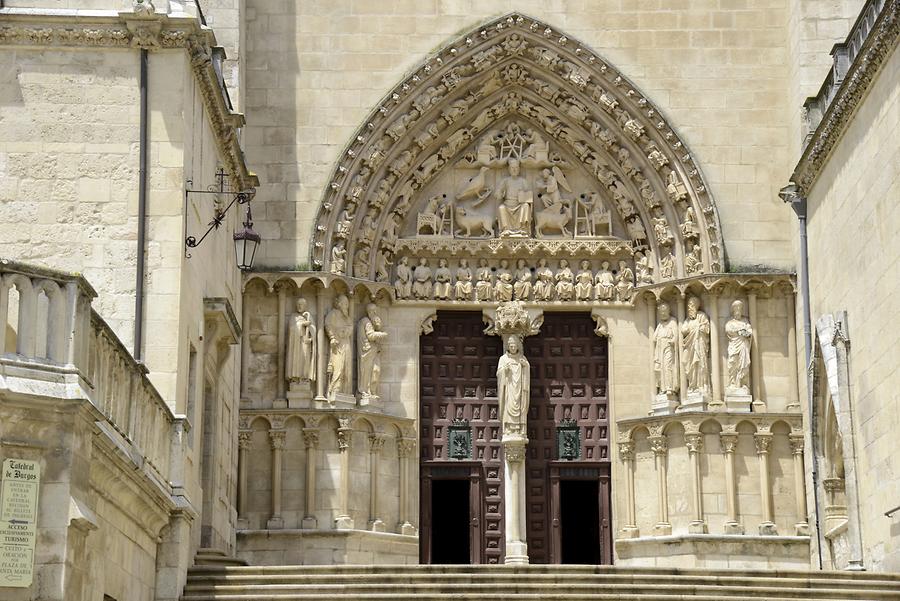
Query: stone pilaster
790 433 810 535
618 441 639 538
650 434 671 535
266 429 286 529
334 416 354 529
686 432 708 533
755 432 777 535
720 431 744 534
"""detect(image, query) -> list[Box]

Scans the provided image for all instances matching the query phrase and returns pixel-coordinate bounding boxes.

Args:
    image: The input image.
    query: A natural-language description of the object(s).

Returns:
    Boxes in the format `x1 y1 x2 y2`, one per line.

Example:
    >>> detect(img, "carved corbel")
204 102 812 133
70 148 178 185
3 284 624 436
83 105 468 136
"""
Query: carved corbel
482 301 543 338
591 308 609 337
120 1 163 49
421 312 438 335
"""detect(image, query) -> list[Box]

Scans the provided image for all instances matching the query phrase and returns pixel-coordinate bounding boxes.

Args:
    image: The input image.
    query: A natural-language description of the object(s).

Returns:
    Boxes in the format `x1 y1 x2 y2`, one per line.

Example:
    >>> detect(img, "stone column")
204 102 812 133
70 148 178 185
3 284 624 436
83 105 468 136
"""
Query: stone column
618 441 639 538
240 295 250 402
720 432 743 534
368 433 386 532
275 284 287 407
686 432 708 533
335 417 354 529
503 438 529 564
266 430 286 529
301 426 319 529
236 430 251 529
676 294 688 406
785 290 801 411
747 290 764 411
707 293 724 409
650 435 671 535
755 432 777 535
315 285 328 402
397 438 417 535
790 433 810 535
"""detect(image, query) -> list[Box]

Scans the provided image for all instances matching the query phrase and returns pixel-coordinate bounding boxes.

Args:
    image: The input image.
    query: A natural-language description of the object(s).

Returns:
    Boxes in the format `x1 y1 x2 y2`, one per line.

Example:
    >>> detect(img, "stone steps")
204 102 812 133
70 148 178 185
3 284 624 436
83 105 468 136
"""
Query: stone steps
181 565 900 601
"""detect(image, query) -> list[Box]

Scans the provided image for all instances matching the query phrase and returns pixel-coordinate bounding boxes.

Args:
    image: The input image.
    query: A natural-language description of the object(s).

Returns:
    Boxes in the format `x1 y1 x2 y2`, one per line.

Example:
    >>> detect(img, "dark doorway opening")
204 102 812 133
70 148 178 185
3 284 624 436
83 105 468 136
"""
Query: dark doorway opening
430 479 471 564
559 479 601 564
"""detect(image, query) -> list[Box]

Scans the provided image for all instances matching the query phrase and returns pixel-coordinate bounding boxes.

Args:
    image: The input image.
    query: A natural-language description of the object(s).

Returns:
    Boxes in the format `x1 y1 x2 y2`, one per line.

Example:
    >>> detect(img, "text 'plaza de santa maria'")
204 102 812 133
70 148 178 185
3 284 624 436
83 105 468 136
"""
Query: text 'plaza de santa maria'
0 1 899 600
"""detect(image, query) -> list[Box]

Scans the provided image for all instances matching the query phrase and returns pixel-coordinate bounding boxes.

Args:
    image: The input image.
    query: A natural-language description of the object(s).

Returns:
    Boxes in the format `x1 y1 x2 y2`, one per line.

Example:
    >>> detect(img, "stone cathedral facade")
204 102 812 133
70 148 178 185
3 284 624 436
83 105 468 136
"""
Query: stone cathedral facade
0 1 898 600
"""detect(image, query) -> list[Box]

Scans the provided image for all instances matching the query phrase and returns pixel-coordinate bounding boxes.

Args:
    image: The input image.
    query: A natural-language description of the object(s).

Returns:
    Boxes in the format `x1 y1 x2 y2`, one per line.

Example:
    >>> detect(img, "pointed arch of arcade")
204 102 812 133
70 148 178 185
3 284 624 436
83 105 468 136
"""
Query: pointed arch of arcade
310 13 725 282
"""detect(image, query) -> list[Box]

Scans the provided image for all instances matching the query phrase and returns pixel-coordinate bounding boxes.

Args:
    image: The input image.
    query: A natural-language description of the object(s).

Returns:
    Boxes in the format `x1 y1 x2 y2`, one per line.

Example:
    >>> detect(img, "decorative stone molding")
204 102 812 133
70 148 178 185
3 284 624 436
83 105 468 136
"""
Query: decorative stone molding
617 411 802 444
0 10 259 190
792 0 899 195
310 13 725 281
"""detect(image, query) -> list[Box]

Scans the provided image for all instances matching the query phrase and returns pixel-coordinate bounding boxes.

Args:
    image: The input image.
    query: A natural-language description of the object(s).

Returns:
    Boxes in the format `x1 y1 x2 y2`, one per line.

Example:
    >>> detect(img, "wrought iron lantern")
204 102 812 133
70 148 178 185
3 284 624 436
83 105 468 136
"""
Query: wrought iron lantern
233 204 261 271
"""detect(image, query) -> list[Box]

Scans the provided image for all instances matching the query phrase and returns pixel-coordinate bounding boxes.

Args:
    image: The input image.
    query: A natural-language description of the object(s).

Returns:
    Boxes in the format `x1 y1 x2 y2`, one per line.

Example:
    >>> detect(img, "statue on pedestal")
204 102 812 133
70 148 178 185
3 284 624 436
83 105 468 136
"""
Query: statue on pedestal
652 302 679 396
725 299 752 393
286 298 316 386
681 295 711 394
325 294 353 403
497 334 530 436
357 303 388 402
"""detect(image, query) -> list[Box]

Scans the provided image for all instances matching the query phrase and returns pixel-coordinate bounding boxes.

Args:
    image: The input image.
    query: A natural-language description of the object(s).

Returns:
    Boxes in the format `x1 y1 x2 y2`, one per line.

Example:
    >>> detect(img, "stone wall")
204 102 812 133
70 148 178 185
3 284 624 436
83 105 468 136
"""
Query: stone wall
237 0 798 271
804 43 900 571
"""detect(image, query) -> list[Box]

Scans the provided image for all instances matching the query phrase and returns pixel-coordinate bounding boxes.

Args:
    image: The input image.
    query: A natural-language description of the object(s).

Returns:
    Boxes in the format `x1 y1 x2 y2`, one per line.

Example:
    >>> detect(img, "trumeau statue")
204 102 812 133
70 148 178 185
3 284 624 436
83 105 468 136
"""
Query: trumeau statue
725 299 753 393
325 294 353 402
286 298 316 384
681 295 711 394
497 334 530 436
495 159 533 237
357 303 388 402
653 302 679 396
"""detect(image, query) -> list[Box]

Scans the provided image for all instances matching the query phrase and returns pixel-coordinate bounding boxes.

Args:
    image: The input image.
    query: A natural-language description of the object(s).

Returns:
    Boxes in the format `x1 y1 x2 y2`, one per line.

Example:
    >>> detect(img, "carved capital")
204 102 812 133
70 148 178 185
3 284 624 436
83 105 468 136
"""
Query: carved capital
754 433 773 455
337 426 353 451
649 435 668 456
238 431 252 450
483 301 543 337
719 432 738 454
504 441 527 463
397 438 416 458
268 430 286 450
368 433 388 454
618 440 635 461
789 433 805 456
685 433 704 454
302 428 320 449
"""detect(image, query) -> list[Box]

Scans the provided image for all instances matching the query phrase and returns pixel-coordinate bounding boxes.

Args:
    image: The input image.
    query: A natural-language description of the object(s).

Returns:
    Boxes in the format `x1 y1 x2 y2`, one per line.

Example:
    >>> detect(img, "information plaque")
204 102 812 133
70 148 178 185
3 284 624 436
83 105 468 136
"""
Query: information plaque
0 459 40 588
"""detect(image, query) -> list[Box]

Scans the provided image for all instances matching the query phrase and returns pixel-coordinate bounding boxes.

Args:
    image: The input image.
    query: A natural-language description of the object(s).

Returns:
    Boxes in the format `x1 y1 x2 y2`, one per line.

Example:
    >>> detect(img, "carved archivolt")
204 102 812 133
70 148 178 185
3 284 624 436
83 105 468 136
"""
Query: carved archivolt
311 13 724 290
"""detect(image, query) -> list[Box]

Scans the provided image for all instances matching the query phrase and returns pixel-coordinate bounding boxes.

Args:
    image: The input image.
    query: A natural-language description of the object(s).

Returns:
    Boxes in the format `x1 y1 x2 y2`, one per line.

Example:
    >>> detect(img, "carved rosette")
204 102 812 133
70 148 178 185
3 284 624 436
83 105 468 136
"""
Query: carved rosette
311 13 725 284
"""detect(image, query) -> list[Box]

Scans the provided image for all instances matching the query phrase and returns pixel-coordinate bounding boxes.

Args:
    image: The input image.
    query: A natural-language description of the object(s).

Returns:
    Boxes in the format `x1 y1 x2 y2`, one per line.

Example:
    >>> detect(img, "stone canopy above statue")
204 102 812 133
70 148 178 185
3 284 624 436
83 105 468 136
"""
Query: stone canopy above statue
312 13 725 286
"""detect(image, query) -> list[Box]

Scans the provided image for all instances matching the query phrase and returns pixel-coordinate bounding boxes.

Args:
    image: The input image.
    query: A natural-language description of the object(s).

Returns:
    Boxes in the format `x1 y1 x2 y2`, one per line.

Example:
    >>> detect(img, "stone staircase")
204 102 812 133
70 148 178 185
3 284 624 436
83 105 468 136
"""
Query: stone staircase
181 565 900 600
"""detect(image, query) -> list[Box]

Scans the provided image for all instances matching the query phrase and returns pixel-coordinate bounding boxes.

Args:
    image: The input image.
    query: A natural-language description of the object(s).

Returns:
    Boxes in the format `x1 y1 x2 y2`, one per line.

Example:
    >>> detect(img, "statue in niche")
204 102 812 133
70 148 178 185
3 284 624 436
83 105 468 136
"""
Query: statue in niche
336 208 353 239
533 258 554 301
374 250 392 283
666 169 688 202
653 215 674 247
685 242 704 275
652 302 679 396
594 261 615 301
555 259 575 301
660 252 676 280
353 249 368 279
575 260 594 301
513 259 532 301
331 241 346 275
357 303 388 402
681 295 711 394
681 206 700 239
455 259 473 300
635 251 654 285
647 146 669 169
617 148 638 178
497 334 530 436
325 294 353 402
394 256 412 299
495 159 533 237
495 258 511 282
413 258 433 299
535 167 573 237
433 259 452 300
475 258 494 302
615 260 635 302
286 298 316 385
494 271 514 302
725 300 753 393
381 213 401 249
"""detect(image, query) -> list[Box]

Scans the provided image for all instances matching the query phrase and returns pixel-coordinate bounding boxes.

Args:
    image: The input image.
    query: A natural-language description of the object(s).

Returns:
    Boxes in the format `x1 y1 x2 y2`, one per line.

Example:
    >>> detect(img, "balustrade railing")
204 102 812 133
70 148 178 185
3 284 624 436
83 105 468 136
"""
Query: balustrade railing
0 259 176 485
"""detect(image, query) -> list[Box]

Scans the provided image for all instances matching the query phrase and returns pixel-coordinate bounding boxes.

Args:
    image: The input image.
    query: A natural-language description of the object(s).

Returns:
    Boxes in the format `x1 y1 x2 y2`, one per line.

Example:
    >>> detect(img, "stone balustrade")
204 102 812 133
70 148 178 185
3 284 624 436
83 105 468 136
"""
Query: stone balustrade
1 259 178 485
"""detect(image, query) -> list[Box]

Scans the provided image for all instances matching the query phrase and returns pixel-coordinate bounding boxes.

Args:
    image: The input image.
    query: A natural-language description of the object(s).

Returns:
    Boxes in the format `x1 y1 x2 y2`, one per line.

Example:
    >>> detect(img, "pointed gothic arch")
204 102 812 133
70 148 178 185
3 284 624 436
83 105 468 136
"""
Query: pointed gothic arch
310 13 724 285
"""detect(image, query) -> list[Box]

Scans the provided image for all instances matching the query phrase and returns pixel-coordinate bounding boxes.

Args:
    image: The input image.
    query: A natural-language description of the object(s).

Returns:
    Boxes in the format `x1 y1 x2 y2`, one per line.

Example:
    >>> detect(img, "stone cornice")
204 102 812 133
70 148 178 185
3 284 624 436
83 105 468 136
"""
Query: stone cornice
791 0 899 196
0 9 258 190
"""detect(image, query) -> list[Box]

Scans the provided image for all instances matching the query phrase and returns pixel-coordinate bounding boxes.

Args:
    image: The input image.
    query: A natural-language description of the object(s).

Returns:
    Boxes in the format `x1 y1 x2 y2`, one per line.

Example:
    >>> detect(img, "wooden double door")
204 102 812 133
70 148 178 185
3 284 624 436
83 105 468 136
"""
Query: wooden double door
420 311 612 565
